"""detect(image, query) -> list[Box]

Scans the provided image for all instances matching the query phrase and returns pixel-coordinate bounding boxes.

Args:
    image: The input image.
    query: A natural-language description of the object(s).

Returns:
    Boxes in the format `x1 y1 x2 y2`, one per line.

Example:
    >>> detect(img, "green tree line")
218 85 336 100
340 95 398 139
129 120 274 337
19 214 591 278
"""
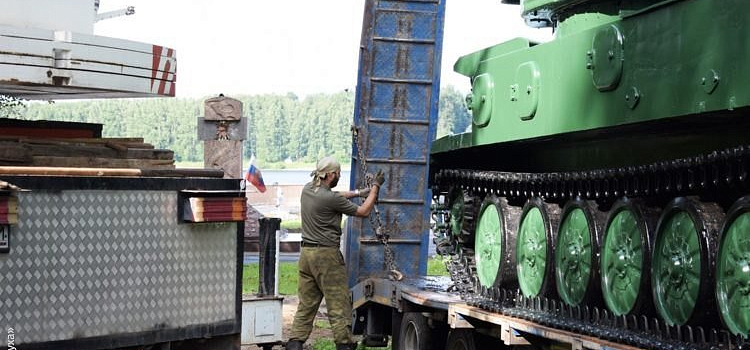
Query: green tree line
3 86 470 166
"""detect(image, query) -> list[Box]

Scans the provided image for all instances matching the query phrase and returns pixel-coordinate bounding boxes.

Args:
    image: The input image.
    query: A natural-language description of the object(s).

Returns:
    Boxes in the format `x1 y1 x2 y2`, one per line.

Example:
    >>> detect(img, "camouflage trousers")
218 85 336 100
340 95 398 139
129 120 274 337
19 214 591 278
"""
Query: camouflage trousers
289 246 353 344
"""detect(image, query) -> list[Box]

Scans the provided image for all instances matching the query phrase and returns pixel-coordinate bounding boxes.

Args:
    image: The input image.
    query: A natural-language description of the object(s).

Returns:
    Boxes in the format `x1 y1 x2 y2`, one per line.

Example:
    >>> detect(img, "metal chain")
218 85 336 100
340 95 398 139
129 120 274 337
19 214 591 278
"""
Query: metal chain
352 126 402 280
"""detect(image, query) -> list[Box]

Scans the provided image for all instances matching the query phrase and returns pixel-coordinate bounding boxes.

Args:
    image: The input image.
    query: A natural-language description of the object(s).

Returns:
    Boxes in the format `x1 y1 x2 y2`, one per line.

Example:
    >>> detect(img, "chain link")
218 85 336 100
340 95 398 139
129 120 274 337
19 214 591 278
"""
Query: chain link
352 126 402 280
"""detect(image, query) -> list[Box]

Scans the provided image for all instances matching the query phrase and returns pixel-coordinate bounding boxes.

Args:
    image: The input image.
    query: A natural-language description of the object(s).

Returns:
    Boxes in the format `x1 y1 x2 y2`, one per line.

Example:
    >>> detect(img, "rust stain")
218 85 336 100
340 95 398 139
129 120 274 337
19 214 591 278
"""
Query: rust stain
396 13 414 39
395 13 414 78
398 127 404 159
395 45 410 78
392 85 408 120
388 125 398 160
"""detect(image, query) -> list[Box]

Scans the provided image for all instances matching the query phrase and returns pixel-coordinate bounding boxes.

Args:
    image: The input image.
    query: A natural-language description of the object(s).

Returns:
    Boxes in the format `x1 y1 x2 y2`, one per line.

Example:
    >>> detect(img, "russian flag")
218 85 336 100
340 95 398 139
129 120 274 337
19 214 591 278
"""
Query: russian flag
245 157 266 193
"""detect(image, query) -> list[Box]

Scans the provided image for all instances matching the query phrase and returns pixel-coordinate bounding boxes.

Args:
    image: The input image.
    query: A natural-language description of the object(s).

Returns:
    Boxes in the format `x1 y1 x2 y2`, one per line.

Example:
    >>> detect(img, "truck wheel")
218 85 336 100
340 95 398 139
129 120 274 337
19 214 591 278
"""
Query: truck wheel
445 329 476 350
399 312 432 350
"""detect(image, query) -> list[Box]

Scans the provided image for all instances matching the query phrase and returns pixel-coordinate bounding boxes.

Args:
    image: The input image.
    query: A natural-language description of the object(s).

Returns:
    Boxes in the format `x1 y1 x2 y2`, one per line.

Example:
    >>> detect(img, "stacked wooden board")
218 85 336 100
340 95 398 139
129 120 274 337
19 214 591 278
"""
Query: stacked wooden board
182 197 246 223
0 195 17 224
0 136 175 169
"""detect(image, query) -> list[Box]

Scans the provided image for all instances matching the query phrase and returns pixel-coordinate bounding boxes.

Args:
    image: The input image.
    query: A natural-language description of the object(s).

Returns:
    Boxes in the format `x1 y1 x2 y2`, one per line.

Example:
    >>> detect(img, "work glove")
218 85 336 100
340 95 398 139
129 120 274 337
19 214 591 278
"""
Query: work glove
374 169 386 187
356 188 371 197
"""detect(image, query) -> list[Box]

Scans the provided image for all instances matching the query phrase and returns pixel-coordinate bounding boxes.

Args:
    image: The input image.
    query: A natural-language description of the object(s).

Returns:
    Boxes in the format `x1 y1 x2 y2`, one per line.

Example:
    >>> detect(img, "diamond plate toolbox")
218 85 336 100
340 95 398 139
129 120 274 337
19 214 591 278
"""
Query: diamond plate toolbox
0 189 240 346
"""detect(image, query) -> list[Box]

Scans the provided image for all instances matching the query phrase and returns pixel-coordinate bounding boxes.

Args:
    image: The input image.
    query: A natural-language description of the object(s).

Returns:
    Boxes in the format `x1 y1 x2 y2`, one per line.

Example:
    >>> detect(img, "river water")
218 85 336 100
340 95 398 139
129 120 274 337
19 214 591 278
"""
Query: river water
258 169 351 188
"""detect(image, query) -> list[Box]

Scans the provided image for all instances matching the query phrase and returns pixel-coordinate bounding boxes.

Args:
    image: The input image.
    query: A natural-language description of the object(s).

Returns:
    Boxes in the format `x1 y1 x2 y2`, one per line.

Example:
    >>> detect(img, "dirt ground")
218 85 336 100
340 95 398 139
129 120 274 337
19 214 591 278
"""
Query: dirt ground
242 295 334 350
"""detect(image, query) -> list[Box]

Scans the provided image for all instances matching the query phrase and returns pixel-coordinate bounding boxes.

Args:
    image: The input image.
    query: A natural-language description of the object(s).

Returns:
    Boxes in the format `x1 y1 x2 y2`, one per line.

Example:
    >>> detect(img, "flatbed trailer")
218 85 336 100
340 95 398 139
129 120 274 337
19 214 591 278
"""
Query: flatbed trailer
351 276 657 350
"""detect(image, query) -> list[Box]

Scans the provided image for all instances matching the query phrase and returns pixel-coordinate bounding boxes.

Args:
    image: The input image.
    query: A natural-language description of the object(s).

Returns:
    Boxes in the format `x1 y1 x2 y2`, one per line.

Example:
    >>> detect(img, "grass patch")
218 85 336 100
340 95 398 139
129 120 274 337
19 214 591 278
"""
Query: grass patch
313 338 335 350
312 339 388 350
281 219 302 230
427 256 449 276
244 258 449 294
243 262 299 295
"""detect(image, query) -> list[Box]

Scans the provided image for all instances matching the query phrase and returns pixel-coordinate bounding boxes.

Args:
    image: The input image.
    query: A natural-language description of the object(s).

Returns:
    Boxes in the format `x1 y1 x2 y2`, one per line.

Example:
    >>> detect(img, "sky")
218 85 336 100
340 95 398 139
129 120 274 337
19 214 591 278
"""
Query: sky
95 0 552 99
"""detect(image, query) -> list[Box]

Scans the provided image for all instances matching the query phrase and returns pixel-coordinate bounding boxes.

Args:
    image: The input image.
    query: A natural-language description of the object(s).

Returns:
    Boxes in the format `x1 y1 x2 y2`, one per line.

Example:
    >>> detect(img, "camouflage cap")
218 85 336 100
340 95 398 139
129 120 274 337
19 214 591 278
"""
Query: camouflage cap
310 156 341 189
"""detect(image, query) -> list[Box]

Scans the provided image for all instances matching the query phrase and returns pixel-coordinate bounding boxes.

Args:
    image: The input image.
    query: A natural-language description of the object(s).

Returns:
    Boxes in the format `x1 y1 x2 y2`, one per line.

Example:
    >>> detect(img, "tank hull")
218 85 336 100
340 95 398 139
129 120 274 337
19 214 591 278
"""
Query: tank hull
430 0 750 341
433 0 750 173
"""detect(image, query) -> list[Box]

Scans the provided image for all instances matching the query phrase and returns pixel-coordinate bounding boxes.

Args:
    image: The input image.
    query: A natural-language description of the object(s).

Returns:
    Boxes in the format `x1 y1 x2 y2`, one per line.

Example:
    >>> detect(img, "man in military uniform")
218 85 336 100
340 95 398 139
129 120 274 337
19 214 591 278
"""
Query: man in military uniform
286 156 385 350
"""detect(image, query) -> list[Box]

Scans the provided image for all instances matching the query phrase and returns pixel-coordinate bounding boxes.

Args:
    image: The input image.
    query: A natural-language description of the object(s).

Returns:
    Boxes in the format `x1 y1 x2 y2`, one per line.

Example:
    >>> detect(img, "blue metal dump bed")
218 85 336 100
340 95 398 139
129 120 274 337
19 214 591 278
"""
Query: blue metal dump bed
345 0 446 286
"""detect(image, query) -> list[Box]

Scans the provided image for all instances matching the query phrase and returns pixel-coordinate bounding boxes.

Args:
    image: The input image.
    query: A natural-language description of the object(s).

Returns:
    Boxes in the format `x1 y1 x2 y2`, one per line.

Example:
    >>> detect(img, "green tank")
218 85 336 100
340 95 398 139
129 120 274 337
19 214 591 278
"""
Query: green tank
430 0 750 341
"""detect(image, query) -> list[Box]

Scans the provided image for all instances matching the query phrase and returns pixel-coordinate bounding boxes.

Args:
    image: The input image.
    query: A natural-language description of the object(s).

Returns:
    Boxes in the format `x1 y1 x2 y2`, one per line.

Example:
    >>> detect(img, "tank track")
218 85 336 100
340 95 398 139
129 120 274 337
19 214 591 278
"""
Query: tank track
434 146 750 203
430 145 750 350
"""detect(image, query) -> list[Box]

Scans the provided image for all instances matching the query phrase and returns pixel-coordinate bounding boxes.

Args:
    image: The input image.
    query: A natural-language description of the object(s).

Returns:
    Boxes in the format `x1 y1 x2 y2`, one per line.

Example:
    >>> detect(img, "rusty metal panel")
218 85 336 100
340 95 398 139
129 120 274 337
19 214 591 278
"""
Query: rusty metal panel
370 82 433 122
346 0 445 286
366 123 431 161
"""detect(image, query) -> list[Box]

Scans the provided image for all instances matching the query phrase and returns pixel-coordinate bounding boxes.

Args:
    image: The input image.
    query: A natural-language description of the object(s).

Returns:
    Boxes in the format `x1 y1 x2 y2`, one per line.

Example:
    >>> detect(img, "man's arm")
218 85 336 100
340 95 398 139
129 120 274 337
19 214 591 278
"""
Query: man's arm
339 187 373 199
353 184 380 217
340 189 364 199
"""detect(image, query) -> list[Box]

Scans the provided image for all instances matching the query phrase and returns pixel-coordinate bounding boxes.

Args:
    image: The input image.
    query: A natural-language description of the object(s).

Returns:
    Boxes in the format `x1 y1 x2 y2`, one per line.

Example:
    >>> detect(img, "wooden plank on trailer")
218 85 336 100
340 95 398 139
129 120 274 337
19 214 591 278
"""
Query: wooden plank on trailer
500 323 532 346
29 156 175 169
448 304 643 350
0 142 31 163
24 142 172 159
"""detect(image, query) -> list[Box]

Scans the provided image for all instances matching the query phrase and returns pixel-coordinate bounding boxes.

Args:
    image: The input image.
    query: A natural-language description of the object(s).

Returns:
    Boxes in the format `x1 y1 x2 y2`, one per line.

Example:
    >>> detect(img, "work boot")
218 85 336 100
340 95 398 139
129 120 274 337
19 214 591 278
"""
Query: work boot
285 340 303 350
335 342 358 350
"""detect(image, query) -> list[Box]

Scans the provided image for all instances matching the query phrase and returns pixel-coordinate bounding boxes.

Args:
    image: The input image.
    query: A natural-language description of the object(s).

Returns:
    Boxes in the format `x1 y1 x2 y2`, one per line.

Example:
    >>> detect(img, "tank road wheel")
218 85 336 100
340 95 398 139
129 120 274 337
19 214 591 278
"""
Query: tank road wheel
717 196 750 336
555 199 603 307
600 198 655 316
475 196 519 289
652 197 722 326
448 187 478 245
516 198 559 298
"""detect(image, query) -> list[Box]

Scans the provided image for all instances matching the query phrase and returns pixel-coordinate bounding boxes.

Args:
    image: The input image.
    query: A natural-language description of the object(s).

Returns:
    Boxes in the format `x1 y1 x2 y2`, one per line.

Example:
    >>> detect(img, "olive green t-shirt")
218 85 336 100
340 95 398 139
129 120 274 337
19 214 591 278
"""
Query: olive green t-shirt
300 182 358 247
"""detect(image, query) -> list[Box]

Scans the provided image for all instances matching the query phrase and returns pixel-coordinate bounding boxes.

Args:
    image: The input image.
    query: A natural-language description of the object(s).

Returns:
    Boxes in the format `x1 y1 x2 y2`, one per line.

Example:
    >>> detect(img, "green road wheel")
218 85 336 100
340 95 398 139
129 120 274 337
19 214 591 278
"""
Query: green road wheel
518 207 546 296
652 197 721 326
716 197 750 336
601 198 653 316
653 211 700 325
517 198 558 298
474 196 519 289
556 199 600 307
475 198 503 288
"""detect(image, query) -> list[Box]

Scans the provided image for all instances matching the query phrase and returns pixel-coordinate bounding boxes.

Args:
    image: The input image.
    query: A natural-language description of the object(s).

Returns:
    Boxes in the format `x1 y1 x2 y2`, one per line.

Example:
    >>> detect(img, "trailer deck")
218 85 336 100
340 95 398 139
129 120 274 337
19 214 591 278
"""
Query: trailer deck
353 276 649 350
